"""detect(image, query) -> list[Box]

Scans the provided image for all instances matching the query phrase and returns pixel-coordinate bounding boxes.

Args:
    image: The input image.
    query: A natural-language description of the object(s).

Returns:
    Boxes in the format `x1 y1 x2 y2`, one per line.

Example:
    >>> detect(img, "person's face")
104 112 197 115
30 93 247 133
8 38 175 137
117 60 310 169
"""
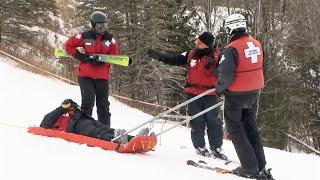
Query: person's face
195 39 208 49
94 22 107 34
229 33 235 38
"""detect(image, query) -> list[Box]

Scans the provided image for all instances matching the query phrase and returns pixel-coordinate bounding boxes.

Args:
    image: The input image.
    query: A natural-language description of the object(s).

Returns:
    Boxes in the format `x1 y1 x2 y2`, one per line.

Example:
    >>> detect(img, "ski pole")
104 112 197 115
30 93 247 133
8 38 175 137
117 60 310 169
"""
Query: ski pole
111 88 216 142
155 101 223 137
160 115 189 119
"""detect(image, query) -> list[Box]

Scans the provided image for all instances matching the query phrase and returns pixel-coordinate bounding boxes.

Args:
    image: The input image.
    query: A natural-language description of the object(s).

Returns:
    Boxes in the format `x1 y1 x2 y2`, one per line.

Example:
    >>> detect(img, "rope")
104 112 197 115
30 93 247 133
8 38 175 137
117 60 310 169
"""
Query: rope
0 49 173 110
0 121 27 130
111 94 171 109
280 130 320 155
0 50 77 85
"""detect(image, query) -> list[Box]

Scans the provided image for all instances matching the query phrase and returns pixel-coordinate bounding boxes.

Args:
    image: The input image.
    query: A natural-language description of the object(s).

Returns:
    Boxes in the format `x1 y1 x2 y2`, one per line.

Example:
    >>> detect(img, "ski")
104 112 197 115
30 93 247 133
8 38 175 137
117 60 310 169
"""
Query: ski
187 160 275 180
213 156 239 166
195 152 238 166
54 48 130 67
187 160 232 174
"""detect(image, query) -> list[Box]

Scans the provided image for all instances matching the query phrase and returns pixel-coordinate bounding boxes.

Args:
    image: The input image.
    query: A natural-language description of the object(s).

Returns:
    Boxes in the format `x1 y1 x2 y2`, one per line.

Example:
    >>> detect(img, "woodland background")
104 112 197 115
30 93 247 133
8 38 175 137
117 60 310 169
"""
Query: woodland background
1 0 319 153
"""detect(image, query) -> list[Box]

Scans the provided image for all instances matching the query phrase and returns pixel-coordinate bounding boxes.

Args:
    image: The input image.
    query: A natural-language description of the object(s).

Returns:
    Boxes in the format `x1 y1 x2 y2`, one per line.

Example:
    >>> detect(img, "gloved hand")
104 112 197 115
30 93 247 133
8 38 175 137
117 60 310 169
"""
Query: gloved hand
204 57 213 69
147 49 162 60
74 51 103 65
215 89 225 98
128 57 133 66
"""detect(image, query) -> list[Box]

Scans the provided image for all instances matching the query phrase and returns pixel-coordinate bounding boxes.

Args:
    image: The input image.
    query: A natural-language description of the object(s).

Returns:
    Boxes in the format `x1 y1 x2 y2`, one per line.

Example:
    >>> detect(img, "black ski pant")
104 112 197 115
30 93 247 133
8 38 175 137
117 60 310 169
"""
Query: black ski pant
187 93 223 150
224 90 266 171
73 118 134 142
78 77 111 127
74 118 115 141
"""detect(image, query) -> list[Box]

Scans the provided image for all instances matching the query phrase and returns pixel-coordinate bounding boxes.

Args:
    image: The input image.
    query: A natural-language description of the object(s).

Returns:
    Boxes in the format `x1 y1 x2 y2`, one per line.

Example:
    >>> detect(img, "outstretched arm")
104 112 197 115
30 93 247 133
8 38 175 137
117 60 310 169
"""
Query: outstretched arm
147 49 188 66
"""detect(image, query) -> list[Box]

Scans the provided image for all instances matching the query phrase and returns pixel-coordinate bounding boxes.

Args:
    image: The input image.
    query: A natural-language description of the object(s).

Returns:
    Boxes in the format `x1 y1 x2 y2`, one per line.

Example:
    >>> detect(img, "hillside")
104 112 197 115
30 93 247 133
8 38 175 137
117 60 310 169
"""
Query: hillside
1 55 320 180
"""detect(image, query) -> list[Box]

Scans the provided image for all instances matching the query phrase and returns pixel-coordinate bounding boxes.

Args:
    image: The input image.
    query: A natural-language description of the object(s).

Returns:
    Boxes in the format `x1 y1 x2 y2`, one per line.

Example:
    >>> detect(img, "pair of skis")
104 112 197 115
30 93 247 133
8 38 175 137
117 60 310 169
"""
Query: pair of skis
187 160 232 174
54 48 130 67
187 160 275 180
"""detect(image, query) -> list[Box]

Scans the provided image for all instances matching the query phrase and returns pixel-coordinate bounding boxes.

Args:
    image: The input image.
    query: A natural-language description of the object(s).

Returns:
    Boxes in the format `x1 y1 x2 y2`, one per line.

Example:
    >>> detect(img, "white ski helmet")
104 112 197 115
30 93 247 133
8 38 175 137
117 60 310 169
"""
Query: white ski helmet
224 13 247 34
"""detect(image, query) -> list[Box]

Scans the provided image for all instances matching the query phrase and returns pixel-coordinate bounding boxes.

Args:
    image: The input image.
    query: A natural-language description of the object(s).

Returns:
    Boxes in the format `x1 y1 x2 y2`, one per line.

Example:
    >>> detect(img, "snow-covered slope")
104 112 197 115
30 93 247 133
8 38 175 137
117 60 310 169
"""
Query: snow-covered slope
0 56 319 180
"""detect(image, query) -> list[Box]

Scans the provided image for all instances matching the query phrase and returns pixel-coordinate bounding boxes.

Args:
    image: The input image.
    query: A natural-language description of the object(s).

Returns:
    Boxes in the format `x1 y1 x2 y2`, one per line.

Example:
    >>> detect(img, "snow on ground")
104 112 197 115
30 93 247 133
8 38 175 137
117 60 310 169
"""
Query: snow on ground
0 55 320 180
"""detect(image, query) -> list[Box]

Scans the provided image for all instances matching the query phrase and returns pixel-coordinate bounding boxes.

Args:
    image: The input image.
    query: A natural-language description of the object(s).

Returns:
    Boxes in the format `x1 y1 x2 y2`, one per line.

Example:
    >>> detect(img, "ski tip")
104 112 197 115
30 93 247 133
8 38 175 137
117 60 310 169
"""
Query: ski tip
187 160 196 165
198 160 207 164
224 160 232 165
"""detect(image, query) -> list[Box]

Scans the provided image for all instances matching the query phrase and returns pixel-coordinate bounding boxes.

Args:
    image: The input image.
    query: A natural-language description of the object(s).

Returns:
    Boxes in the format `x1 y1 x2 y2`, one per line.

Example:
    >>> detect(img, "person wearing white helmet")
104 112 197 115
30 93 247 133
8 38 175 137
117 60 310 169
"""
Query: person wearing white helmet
215 13 273 179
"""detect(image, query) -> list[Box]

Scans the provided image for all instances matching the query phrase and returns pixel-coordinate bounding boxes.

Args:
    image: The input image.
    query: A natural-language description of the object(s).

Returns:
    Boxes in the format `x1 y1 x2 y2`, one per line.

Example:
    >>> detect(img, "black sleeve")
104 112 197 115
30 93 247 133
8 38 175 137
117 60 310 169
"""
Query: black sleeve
40 107 66 129
212 68 219 78
158 51 189 66
211 52 222 77
216 47 238 94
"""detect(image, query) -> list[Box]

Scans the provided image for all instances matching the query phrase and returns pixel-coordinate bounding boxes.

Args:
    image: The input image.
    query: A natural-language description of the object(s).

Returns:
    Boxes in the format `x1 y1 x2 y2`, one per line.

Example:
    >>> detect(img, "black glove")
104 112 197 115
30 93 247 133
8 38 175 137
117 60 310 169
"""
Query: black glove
204 57 214 69
215 89 225 97
147 49 162 60
128 57 133 65
74 51 102 65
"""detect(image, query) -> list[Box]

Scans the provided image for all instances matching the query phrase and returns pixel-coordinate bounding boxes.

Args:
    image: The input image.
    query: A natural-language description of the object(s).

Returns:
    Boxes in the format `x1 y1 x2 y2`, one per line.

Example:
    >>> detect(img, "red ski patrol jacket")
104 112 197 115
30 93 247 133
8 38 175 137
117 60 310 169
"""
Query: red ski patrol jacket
64 31 119 79
185 48 219 95
225 35 264 92
52 110 74 132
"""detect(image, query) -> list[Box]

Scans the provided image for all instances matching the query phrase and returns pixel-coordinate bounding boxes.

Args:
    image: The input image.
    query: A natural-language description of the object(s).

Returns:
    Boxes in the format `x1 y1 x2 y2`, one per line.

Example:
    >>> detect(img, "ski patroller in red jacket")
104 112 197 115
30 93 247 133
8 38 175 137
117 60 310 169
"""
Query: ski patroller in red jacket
185 48 220 95
64 31 119 79
225 35 264 92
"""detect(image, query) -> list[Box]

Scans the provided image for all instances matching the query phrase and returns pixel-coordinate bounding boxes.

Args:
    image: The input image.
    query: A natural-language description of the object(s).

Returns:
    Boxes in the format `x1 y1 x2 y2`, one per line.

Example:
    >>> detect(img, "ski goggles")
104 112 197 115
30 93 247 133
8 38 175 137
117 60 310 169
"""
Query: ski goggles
95 22 107 34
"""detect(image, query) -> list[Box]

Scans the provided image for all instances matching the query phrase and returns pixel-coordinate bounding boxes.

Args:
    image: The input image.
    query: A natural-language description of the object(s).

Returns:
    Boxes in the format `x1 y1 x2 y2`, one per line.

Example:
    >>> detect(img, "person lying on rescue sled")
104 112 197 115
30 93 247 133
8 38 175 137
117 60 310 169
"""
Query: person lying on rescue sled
40 99 150 144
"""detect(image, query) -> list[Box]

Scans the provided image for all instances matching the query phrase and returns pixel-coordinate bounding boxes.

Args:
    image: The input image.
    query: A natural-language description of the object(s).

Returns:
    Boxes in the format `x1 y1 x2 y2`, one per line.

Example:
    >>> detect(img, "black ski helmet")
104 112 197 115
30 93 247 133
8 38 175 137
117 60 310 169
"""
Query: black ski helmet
89 11 107 27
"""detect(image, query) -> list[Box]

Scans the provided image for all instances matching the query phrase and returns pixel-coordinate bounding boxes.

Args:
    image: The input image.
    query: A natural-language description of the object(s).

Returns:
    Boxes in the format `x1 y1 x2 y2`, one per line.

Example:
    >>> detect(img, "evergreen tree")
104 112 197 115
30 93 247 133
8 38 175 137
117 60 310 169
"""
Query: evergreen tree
0 0 57 48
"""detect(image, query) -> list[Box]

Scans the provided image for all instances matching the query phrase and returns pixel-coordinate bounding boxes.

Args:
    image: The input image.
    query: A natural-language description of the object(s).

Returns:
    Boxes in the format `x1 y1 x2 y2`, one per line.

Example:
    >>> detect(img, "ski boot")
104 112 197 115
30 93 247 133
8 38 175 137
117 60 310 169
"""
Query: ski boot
136 127 150 136
210 147 228 160
257 168 275 180
232 166 259 179
114 129 128 144
196 147 212 157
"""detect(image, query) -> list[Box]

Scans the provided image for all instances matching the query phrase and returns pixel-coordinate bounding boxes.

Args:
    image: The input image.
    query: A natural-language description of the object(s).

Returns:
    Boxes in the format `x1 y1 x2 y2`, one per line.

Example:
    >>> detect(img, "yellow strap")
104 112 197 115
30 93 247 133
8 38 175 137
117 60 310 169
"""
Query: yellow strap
141 140 145 150
148 140 152 149
132 142 136 152
61 103 71 109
